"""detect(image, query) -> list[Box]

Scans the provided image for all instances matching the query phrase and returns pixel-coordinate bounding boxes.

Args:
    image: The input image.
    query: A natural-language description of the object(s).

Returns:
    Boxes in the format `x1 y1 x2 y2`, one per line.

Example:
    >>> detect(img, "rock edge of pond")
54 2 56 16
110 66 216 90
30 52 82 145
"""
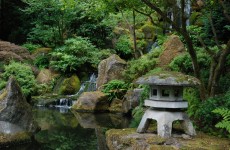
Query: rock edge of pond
106 128 230 150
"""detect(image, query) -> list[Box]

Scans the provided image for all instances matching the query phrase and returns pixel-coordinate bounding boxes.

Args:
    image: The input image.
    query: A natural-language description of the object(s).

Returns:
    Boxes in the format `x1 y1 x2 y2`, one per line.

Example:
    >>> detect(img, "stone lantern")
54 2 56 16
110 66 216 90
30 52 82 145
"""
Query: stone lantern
136 71 200 138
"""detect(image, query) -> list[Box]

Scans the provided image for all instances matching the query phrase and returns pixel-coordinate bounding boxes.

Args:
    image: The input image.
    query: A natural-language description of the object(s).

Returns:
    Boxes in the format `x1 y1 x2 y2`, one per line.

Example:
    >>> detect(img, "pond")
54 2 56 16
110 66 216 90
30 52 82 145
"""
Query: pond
4 107 132 150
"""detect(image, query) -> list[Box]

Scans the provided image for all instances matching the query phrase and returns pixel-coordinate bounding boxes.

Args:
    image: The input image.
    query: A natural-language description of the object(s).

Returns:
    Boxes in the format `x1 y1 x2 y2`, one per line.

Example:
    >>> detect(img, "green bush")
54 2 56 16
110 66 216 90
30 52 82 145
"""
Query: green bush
192 91 230 136
34 54 50 69
22 43 41 53
130 106 145 127
123 52 157 82
50 37 101 73
2 61 37 97
115 35 132 58
102 80 129 101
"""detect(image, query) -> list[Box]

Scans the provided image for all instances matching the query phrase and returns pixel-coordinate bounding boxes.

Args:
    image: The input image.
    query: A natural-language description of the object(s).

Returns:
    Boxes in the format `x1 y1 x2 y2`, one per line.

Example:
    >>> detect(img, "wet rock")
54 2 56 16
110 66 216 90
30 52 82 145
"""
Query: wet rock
96 54 127 90
158 35 185 68
71 91 109 112
0 77 38 133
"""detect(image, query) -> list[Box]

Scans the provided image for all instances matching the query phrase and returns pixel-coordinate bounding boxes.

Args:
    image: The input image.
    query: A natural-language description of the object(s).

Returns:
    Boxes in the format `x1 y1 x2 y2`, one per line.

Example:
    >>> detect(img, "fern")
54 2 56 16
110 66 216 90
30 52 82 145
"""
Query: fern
212 108 230 133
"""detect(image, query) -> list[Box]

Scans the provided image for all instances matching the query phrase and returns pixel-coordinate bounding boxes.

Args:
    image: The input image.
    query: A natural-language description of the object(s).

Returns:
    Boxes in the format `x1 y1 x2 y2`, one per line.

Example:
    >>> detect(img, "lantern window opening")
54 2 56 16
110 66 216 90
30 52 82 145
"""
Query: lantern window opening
162 89 170 97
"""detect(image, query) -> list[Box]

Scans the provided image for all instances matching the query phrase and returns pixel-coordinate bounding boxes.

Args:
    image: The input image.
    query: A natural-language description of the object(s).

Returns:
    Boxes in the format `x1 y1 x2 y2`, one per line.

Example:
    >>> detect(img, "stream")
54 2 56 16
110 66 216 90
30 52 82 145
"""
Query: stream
4 107 132 150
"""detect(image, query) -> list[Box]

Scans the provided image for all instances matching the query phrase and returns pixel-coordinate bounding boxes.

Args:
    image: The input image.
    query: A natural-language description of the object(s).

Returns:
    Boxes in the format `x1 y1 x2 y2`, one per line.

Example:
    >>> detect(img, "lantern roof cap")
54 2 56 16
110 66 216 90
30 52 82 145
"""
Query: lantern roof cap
136 71 200 86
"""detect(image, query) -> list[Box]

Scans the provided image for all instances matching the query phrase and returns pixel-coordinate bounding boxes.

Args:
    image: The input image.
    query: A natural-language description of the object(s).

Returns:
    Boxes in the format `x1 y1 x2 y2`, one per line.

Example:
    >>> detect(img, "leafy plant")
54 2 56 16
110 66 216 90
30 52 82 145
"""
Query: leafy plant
34 54 50 69
192 90 230 136
123 52 157 82
115 35 132 58
2 61 36 97
22 43 41 53
50 37 101 73
212 108 230 135
102 80 129 101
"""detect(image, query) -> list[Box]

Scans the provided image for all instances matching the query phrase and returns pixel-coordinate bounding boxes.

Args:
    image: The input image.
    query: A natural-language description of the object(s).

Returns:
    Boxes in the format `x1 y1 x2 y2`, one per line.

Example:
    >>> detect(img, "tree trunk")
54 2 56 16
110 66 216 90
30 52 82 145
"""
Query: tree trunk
141 0 207 100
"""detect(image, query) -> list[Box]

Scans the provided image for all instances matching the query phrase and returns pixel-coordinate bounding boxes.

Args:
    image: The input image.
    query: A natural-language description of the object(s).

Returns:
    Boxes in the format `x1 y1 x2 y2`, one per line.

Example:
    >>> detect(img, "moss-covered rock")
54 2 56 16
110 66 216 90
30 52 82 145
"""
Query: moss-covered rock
141 23 156 40
58 74 80 95
106 128 230 150
71 91 109 112
36 69 56 84
0 132 31 148
0 77 39 133
96 54 127 90
158 35 185 68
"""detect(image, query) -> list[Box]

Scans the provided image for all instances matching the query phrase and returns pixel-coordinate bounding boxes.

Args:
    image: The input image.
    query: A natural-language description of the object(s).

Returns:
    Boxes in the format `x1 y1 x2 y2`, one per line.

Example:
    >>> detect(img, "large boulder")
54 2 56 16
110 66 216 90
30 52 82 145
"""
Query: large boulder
158 35 185 68
0 41 33 62
96 54 127 90
71 91 109 112
122 88 142 113
36 69 58 84
0 77 38 133
109 88 142 113
58 74 80 95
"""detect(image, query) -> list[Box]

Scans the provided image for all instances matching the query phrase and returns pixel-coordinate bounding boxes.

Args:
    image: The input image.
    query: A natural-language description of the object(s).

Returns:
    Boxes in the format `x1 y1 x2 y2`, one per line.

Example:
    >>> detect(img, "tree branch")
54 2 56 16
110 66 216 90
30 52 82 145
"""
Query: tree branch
219 0 230 23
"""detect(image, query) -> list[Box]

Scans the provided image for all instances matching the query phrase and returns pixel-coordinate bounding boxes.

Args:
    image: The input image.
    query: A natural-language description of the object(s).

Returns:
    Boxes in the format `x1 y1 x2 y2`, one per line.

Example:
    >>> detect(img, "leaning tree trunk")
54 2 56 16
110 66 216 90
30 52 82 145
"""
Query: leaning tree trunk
208 40 230 96
141 0 207 100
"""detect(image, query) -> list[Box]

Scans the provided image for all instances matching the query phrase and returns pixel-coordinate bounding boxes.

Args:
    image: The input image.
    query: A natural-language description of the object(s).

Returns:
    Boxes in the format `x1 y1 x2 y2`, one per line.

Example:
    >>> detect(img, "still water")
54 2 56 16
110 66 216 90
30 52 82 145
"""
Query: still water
4 107 132 150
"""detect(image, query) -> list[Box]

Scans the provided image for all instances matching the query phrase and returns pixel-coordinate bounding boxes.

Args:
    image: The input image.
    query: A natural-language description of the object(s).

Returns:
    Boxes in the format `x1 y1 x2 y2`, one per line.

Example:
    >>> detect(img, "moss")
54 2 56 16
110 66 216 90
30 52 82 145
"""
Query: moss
0 132 31 146
59 75 80 95
141 23 156 39
32 47 52 56
0 89 7 101
143 70 200 85
106 129 230 150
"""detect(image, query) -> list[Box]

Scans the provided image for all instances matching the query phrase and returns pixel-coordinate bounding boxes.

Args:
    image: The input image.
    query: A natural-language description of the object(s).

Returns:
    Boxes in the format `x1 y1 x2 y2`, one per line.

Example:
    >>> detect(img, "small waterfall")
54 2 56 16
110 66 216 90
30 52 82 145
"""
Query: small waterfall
71 73 97 98
167 0 191 28
185 0 191 26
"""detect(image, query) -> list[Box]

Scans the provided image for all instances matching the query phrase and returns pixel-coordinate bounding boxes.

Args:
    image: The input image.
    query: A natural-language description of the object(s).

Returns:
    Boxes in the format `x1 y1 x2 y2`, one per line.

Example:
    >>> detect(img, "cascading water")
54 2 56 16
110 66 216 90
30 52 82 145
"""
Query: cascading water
167 0 191 28
71 73 97 98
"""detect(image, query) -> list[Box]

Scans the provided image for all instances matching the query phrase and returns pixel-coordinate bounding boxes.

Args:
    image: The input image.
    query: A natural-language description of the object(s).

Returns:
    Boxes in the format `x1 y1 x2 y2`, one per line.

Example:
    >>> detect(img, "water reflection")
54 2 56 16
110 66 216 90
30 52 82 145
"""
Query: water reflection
4 107 131 150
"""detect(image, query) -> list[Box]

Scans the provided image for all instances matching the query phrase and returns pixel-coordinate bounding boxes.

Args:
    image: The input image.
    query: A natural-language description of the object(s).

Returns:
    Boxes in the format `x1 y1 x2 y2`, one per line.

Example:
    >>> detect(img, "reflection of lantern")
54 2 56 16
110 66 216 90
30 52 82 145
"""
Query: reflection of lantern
136 71 200 138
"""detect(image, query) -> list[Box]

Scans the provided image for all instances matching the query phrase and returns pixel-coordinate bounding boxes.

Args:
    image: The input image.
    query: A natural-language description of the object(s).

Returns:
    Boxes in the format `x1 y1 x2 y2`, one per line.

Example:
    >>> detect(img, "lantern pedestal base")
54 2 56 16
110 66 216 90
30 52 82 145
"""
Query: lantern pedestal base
136 108 196 138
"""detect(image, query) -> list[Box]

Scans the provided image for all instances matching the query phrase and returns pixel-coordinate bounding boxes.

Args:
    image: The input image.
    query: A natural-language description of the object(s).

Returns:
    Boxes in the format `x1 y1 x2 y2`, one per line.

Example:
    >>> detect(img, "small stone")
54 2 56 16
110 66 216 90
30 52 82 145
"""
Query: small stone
182 134 192 140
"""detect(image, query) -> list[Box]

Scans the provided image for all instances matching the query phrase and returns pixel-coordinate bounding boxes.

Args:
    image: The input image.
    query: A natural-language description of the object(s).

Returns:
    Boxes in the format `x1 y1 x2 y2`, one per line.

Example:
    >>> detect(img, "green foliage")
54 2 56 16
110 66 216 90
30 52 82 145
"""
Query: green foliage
138 85 150 107
50 37 101 73
22 43 41 53
169 48 211 77
130 106 145 128
192 91 230 136
115 35 132 58
22 0 79 47
123 52 157 82
212 108 230 135
2 61 36 97
102 80 129 101
34 54 50 69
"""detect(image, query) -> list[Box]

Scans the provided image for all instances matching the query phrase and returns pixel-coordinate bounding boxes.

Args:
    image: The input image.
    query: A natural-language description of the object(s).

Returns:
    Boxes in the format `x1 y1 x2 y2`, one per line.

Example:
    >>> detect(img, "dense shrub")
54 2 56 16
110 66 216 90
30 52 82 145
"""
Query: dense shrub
1 61 36 97
34 54 50 69
50 37 101 73
22 43 41 53
123 51 157 82
115 35 132 59
102 80 129 101
192 91 230 136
